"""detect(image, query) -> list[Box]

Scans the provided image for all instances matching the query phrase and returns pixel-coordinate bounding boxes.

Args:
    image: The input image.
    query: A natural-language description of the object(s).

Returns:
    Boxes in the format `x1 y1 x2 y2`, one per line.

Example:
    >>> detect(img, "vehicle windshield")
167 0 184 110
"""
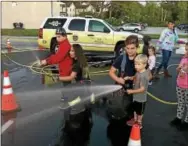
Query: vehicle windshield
103 20 116 31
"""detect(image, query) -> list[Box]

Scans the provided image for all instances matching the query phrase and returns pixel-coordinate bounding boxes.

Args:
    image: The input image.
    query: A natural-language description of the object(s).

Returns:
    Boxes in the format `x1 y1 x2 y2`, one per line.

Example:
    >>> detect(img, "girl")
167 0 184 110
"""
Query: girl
170 43 188 130
148 46 156 85
142 35 151 57
59 44 90 83
156 20 179 78
59 44 92 135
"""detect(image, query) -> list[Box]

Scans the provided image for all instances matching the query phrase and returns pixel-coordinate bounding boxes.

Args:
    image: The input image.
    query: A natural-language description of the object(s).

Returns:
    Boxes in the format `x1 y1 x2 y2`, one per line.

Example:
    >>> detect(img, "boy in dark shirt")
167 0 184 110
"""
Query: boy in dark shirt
108 35 139 120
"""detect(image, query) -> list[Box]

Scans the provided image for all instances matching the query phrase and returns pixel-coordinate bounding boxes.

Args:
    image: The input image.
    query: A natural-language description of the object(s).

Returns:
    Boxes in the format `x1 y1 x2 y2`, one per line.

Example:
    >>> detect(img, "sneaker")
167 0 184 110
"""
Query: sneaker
126 118 136 126
170 117 182 126
179 121 188 131
148 81 152 85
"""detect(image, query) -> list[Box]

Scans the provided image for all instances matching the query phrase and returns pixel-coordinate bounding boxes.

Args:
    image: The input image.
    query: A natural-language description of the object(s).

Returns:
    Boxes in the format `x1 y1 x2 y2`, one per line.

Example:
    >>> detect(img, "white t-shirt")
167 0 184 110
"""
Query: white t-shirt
148 55 156 70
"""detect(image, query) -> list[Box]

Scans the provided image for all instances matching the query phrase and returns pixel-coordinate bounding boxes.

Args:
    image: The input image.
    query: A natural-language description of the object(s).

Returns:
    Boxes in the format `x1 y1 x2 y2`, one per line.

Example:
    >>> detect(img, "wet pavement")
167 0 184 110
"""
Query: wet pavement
1 49 188 146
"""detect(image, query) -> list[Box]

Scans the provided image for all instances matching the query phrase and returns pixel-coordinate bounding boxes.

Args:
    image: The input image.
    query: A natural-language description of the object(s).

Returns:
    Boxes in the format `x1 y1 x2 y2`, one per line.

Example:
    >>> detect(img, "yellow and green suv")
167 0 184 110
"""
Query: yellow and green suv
38 16 144 57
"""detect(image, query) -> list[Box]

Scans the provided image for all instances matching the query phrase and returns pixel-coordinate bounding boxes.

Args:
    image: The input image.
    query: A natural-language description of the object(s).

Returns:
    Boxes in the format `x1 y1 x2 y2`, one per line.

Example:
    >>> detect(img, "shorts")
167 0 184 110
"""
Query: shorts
133 101 146 115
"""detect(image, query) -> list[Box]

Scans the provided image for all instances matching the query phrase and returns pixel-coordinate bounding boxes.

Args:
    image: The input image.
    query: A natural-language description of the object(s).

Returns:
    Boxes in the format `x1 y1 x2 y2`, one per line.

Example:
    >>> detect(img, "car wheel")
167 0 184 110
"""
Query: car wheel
115 43 125 59
120 28 124 32
50 39 58 54
134 29 139 33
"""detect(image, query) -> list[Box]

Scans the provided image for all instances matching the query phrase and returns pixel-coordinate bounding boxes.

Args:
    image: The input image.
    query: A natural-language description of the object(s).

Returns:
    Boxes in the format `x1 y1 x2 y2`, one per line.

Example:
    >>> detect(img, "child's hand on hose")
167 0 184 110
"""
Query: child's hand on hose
124 76 130 81
40 60 47 66
126 89 134 94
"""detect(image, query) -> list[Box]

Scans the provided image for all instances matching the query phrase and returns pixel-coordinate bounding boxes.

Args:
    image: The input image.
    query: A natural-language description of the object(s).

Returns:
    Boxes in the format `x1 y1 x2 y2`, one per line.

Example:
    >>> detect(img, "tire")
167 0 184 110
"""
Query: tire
119 28 124 32
134 29 139 33
115 43 125 59
50 39 58 54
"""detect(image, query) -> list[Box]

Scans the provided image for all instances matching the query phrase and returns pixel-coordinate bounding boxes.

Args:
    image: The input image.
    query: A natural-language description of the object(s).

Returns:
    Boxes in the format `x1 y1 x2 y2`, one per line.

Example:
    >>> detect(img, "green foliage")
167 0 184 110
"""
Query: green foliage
105 17 122 26
97 1 188 27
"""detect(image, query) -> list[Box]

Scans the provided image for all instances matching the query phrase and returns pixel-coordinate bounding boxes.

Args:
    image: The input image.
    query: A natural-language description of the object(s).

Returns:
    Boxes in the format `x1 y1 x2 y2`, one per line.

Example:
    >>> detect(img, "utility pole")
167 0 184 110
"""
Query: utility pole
51 0 53 17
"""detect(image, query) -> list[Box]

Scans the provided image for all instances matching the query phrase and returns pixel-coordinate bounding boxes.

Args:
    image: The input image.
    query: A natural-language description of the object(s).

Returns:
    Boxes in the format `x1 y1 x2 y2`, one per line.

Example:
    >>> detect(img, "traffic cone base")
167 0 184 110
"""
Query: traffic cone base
2 94 21 115
128 139 141 146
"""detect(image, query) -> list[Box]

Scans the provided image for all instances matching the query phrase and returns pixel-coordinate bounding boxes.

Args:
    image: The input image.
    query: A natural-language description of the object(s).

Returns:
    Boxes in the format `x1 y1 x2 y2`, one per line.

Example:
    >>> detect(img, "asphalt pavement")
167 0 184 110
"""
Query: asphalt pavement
1 48 188 146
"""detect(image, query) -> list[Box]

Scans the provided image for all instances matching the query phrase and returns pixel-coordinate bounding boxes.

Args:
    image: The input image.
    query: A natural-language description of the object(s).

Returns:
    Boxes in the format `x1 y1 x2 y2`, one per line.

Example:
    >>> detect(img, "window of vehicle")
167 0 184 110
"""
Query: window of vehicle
130 23 139 26
104 20 116 31
43 18 67 29
68 19 86 31
89 20 110 33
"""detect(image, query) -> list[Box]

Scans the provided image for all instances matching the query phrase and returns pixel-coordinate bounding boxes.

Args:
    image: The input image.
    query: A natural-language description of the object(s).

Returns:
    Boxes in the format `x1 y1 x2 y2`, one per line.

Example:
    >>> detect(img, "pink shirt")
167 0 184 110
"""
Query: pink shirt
177 57 188 89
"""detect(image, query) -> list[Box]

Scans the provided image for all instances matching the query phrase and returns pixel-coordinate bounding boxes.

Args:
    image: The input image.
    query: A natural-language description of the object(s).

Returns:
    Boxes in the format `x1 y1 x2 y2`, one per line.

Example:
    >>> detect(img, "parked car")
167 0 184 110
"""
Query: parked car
184 25 188 33
176 24 188 30
117 23 142 33
38 16 143 58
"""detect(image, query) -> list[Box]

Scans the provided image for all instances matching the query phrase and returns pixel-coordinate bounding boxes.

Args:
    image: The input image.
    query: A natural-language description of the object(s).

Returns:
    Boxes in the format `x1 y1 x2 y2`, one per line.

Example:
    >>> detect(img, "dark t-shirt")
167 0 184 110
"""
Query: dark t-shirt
72 60 83 82
112 54 136 87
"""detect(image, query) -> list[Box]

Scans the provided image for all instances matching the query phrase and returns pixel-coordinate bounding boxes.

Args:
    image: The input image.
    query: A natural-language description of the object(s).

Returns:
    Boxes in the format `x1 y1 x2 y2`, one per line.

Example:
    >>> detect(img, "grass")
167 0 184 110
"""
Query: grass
1 29 38 36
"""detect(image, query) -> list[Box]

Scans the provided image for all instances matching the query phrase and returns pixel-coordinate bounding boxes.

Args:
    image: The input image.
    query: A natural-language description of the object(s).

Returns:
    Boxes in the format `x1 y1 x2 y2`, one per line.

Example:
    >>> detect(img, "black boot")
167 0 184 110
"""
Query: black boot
170 117 182 126
179 121 188 131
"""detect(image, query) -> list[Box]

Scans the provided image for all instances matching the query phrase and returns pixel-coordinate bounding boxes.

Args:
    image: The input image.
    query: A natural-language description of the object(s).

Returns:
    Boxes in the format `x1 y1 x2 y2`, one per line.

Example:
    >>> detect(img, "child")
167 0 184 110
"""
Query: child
170 43 188 130
148 46 156 85
126 54 150 128
59 44 90 83
59 44 93 131
142 35 151 57
108 35 138 120
40 27 73 86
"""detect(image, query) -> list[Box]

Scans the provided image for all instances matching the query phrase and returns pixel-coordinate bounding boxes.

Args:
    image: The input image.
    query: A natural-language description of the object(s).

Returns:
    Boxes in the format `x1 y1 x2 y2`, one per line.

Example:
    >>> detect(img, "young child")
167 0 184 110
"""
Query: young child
142 35 151 57
170 43 188 130
148 46 156 85
40 27 73 86
125 54 150 128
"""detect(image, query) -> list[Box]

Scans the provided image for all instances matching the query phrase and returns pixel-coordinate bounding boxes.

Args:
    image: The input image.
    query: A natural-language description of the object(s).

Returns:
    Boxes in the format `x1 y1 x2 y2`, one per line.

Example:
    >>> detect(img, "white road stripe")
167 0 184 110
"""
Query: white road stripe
1 120 14 135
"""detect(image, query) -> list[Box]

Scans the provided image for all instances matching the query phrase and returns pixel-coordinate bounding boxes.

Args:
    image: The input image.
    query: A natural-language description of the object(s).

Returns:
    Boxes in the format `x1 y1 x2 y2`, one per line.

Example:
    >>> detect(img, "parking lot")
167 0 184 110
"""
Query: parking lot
1 41 188 146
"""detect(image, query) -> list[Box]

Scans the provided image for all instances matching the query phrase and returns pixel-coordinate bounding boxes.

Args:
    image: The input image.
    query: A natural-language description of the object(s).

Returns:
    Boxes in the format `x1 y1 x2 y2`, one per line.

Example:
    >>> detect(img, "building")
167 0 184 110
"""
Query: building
2 1 62 29
2 1 108 29
60 2 96 16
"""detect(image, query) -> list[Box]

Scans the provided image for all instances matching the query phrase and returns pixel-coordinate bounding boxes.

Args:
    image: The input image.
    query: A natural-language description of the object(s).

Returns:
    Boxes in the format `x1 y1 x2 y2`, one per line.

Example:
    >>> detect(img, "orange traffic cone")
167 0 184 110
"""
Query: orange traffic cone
128 124 141 146
1 70 21 115
6 39 12 53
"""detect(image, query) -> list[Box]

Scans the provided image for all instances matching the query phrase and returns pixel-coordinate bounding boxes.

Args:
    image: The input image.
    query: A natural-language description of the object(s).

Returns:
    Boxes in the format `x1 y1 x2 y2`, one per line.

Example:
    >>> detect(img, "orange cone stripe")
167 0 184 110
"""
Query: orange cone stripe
130 124 140 140
3 85 12 88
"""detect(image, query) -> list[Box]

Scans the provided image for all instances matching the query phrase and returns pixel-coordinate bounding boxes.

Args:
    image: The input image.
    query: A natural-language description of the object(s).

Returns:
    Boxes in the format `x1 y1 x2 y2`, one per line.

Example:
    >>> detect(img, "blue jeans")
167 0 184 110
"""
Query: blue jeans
157 49 172 71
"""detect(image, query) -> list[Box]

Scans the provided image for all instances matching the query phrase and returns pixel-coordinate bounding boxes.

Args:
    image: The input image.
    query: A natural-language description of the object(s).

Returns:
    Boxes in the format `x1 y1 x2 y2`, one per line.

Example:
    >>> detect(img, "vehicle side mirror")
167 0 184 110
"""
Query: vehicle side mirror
103 27 110 33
